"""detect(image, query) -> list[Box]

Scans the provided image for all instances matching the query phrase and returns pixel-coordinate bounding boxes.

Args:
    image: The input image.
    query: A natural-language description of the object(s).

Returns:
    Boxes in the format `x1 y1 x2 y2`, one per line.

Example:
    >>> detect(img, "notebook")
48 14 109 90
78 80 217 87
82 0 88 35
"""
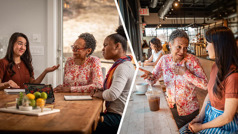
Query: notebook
4 89 25 94
64 95 93 101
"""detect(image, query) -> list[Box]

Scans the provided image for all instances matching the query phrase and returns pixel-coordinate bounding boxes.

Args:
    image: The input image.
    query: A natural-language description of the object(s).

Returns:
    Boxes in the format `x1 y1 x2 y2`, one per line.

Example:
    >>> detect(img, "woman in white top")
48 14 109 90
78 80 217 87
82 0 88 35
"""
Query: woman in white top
144 37 164 66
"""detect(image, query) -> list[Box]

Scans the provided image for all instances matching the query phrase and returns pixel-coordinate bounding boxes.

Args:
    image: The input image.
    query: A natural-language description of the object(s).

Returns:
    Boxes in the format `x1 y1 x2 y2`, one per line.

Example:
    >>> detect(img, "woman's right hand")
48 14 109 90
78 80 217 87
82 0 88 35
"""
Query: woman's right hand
188 115 204 133
7 80 20 88
139 68 155 81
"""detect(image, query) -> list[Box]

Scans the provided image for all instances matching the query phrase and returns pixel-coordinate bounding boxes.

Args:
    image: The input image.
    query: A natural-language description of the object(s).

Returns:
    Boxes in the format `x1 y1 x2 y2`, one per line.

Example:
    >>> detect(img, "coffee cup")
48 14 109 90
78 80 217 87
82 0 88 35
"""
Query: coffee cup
146 90 161 111
136 83 148 94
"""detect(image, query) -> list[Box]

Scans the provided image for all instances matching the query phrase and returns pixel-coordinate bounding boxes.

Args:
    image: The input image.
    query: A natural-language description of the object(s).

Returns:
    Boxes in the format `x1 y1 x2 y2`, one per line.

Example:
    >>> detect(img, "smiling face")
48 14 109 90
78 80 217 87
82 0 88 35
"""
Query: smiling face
102 37 117 60
13 37 27 58
169 37 188 62
72 38 91 60
206 42 215 59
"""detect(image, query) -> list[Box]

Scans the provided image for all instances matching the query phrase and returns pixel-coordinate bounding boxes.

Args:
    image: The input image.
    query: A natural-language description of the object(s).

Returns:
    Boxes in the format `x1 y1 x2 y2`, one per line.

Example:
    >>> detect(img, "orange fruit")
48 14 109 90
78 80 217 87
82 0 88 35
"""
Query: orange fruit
36 98 45 107
26 93 35 100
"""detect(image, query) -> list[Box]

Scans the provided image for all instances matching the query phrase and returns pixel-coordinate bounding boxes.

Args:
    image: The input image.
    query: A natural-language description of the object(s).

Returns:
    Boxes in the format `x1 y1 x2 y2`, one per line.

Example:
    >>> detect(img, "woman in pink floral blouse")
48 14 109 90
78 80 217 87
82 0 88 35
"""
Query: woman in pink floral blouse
140 29 208 129
54 33 103 93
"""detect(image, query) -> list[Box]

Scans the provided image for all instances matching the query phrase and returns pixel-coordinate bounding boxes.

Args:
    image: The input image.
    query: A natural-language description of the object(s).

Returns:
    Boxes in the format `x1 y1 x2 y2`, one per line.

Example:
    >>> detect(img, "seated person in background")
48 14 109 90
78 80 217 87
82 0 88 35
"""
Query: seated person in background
0 32 59 90
162 41 170 53
91 25 135 134
181 26 238 134
54 33 103 93
143 37 164 66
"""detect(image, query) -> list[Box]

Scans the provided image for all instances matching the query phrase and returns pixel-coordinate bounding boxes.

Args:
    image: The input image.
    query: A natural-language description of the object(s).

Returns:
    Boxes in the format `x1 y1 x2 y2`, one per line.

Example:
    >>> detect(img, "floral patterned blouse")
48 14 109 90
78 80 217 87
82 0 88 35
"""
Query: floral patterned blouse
63 56 103 93
151 54 208 116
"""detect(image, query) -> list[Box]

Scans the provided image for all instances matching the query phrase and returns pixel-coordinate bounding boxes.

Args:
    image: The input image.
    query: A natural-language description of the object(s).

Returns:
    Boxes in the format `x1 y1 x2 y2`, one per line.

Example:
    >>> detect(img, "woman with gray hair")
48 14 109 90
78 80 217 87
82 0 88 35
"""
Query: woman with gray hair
140 29 208 128
54 33 103 93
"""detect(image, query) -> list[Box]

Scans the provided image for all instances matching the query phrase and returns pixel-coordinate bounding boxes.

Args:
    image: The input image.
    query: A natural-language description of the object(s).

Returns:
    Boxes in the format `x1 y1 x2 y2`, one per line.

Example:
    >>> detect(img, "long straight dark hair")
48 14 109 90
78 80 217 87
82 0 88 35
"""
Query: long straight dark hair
205 26 238 99
4 32 33 77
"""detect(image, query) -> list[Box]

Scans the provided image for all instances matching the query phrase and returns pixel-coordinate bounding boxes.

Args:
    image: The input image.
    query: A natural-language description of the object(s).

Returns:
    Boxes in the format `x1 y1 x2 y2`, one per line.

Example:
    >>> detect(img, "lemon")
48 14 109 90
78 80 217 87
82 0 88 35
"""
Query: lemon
34 92 41 99
36 98 45 107
26 93 35 100
41 92 48 100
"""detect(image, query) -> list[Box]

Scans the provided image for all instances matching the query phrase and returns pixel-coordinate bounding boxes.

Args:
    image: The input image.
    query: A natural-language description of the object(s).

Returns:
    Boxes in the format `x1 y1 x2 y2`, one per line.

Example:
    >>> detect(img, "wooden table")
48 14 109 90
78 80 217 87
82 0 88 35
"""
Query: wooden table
0 92 103 134
119 67 179 134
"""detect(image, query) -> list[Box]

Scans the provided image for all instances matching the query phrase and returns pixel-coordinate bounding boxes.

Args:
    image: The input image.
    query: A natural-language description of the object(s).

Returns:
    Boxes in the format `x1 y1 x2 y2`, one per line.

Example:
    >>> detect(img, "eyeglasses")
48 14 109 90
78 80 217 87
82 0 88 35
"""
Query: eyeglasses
71 45 86 52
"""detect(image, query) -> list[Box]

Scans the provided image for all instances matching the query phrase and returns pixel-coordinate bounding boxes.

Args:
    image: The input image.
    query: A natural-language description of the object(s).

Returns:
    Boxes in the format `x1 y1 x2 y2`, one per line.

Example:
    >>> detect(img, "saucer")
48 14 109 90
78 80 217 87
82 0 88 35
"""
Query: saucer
134 91 146 95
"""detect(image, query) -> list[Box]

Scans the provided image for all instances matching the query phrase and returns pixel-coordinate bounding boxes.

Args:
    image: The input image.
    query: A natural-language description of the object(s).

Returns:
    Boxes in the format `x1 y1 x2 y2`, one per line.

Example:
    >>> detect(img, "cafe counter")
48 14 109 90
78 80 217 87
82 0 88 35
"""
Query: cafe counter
119 67 179 134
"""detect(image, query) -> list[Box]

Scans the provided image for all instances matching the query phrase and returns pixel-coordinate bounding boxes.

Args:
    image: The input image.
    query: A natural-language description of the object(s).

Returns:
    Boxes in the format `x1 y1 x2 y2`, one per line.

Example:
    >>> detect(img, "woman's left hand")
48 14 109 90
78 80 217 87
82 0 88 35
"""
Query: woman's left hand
174 61 187 75
189 123 203 133
45 64 60 73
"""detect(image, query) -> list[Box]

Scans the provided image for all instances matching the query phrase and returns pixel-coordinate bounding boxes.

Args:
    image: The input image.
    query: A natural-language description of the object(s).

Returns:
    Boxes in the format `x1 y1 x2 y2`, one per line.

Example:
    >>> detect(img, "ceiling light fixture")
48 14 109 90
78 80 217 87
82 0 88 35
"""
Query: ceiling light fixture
174 2 179 7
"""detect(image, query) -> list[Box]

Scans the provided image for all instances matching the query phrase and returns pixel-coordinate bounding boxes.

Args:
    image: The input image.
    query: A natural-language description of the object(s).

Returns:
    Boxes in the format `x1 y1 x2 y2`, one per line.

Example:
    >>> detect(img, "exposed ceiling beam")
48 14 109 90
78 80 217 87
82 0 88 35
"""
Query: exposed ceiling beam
145 23 205 28
150 0 158 8
158 0 174 19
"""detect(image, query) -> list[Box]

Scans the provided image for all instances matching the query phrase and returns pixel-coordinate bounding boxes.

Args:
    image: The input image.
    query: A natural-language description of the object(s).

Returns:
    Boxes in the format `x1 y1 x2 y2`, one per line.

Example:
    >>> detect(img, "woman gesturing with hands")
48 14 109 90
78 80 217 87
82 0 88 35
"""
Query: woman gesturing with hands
0 32 59 90
139 29 208 129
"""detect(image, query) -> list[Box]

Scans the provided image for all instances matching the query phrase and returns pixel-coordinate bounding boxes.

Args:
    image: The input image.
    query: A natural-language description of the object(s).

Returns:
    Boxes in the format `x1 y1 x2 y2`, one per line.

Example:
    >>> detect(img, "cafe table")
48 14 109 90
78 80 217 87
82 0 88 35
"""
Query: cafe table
119 66 179 134
0 91 103 134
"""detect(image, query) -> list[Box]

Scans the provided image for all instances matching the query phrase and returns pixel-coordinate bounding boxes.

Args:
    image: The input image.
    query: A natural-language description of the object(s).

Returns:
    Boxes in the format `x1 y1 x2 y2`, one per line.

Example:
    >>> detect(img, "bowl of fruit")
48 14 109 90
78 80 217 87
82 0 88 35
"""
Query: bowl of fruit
16 91 48 112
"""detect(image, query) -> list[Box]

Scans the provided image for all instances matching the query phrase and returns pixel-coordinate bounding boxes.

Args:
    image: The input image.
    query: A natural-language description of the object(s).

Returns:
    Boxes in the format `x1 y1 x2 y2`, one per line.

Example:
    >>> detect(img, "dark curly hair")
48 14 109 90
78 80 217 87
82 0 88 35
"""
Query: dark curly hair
169 29 189 45
107 25 127 52
150 37 162 52
78 33 96 55
5 32 33 77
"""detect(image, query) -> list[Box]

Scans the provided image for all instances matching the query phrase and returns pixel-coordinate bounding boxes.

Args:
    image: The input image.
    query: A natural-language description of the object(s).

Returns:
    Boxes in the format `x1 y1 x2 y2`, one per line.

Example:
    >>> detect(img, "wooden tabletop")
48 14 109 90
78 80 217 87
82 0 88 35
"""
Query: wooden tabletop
119 67 179 134
0 92 103 134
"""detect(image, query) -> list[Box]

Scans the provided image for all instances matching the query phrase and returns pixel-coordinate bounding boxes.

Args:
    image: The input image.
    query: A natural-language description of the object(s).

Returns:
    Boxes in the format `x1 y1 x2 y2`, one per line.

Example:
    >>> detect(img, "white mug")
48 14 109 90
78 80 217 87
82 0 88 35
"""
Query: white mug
136 83 148 94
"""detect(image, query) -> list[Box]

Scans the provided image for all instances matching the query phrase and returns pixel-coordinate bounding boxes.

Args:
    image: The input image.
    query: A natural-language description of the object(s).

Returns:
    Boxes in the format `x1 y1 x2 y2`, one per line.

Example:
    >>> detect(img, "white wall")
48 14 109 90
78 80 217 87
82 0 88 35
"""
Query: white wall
0 0 57 85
